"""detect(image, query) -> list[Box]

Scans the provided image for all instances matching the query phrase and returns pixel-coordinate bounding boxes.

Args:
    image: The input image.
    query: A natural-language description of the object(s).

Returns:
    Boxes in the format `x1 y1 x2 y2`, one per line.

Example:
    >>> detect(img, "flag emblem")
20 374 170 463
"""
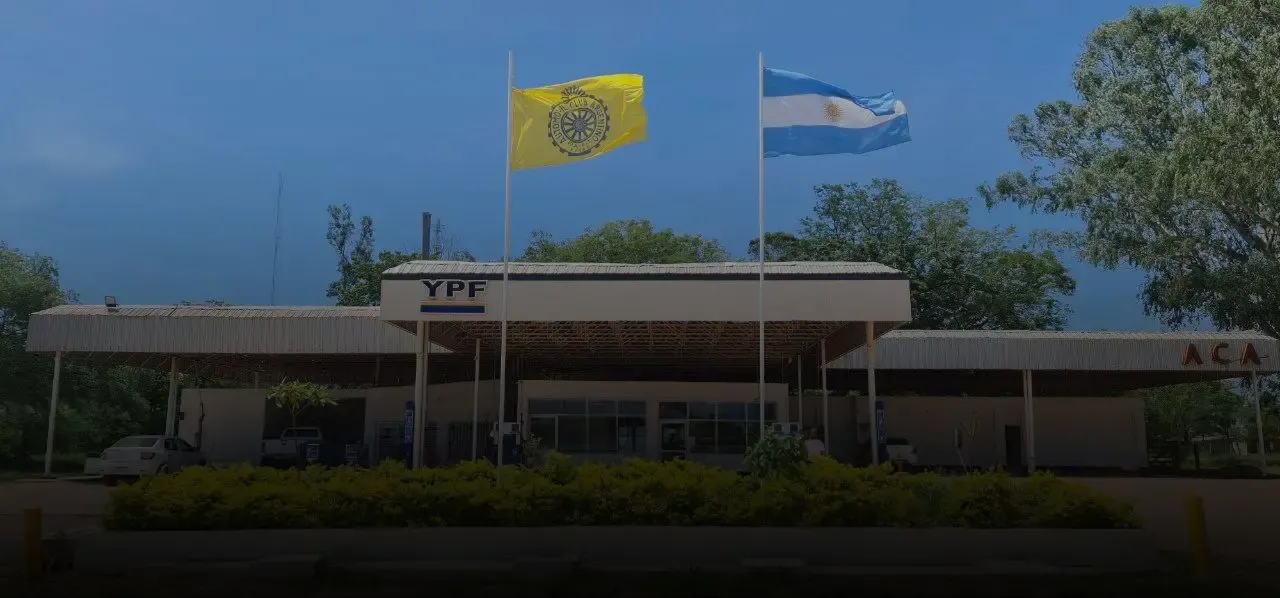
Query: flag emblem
547 85 611 156
823 101 843 123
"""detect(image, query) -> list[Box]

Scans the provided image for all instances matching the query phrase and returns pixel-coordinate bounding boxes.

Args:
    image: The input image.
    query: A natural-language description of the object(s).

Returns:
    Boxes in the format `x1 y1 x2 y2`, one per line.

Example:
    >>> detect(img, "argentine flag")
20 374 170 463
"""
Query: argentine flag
762 68 910 158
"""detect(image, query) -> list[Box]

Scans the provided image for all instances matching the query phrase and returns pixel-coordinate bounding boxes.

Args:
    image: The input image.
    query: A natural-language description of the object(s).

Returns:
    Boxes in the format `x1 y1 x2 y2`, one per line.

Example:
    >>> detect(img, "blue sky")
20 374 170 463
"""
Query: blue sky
0 1 1190 330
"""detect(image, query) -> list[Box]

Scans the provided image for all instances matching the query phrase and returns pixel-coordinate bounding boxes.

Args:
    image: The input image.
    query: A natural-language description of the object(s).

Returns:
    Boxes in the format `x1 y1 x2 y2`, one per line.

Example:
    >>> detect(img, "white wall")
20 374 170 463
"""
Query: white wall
381 277 911 323
179 383 1146 470
793 394 1147 470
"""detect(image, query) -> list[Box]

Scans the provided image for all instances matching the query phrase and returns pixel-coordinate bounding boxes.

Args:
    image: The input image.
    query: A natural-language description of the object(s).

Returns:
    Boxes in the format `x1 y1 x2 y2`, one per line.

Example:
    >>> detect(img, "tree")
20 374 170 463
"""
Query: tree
324 205 475 306
1139 380 1247 470
522 219 731 263
758 180 1076 330
980 1 1280 337
265 380 337 429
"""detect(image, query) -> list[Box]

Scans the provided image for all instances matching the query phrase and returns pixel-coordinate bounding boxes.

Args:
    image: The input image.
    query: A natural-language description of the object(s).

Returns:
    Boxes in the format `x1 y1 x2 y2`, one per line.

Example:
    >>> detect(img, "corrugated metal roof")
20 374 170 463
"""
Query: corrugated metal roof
25 305 450 355
830 329 1280 373
383 261 901 276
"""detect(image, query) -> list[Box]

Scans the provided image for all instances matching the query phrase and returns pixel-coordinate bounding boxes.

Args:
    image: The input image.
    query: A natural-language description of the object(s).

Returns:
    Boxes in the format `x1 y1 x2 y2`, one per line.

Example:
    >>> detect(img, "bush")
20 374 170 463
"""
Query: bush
104 456 1141 531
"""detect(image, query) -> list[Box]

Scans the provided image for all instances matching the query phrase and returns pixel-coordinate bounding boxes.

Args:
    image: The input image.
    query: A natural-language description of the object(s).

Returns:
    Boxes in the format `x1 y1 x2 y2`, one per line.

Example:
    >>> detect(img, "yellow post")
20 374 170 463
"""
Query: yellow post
1186 495 1210 579
24 508 44 581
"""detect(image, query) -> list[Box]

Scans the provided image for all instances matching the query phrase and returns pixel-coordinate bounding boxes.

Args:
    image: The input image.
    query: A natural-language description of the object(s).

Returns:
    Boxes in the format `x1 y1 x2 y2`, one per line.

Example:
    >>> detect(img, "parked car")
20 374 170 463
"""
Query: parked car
100 435 204 485
261 427 324 465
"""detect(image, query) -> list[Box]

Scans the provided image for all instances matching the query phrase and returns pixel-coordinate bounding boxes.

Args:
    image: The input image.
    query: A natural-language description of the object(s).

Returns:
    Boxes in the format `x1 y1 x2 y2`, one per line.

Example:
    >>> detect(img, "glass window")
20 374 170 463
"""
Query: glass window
528 400 561 415
588 400 616 416
746 424 761 448
717 422 747 454
765 402 778 422
588 416 618 452
619 401 646 416
176 438 194 451
658 402 687 419
111 436 161 448
689 402 716 420
747 403 761 421
618 417 646 454
717 403 746 420
530 416 556 447
557 416 588 452
689 422 716 453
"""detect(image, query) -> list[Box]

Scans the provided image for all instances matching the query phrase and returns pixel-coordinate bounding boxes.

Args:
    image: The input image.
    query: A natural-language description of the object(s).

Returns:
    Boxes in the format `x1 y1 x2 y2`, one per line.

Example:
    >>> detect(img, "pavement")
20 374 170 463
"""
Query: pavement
1 476 1278 567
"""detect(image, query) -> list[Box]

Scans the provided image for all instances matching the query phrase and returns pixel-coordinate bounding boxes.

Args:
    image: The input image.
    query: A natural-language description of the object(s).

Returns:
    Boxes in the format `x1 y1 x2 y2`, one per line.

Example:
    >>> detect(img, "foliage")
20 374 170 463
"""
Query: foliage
265 380 337 428
1139 380 1248 468
324 204 475 306
743 428 807 480
980 1 1280 337
756 180 1076 330
103 458 1140 530
522 219 731 263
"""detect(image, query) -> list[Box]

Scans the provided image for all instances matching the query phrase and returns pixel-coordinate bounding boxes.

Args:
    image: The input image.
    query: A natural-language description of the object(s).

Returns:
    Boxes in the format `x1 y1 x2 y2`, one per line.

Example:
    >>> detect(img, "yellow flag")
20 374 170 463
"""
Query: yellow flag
510 74 646 171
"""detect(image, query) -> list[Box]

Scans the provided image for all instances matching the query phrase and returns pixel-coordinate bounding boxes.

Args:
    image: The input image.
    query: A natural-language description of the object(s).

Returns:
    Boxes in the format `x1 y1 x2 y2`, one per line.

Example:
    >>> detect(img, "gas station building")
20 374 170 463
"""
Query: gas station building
25 261 1279 472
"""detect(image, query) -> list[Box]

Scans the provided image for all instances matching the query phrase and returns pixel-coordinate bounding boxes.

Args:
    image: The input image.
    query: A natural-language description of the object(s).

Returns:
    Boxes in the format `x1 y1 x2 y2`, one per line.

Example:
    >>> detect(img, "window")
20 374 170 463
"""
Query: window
112 436 160 448
528 399 645 454
654 401 779 455
176 438 194 451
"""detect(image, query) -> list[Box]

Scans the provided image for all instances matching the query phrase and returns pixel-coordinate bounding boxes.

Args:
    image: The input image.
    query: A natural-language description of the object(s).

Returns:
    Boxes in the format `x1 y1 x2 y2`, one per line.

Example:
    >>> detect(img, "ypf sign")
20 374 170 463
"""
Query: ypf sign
420 279 488 315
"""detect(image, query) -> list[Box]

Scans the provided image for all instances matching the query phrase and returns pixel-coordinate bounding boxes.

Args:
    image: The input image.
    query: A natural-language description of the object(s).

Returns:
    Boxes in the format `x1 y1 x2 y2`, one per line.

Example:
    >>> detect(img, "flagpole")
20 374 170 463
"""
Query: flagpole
757 51 766 438
495 50 514 483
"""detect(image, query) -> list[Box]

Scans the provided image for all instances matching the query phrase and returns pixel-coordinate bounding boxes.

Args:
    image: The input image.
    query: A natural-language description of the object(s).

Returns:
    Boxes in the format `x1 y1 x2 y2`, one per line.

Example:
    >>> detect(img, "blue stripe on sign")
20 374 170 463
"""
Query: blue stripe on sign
764 116 911 158
420 304 486 314
763 68 898 116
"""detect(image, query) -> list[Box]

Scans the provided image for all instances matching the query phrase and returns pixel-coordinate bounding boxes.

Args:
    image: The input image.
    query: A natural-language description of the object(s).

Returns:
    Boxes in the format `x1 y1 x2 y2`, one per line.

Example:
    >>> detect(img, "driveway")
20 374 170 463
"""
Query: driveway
1076 477 1280 564
0 480 109 568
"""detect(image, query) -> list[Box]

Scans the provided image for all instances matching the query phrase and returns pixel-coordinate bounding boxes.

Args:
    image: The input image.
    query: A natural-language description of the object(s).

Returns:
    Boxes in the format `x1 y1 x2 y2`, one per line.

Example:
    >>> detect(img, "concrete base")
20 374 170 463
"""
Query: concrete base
69 527 1160 577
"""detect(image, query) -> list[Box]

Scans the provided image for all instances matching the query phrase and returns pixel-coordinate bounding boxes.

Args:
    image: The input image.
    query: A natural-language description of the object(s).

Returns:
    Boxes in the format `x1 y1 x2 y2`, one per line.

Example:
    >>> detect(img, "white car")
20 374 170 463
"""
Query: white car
100 435 204 485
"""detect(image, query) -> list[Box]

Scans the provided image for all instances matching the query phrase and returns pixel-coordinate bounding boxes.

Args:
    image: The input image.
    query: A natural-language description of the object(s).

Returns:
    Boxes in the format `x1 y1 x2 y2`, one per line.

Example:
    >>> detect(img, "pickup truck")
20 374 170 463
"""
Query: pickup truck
261 427 323 463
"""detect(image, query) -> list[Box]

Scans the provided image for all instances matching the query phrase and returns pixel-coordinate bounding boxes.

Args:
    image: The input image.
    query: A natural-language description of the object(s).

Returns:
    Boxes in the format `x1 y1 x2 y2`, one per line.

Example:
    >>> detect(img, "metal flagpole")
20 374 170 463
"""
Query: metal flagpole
1252 370 1267 468
797 354 803 428
495 50 515 483
757 51 766 438
471 338 481 460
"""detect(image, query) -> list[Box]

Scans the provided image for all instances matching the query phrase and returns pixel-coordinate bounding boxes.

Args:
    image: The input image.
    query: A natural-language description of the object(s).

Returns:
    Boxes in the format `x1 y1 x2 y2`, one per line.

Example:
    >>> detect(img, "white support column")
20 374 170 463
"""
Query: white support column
796 354 803 428
43 350 64 477
1253 370 1267 469
471 338 481 461
1023 369 1037 472
164 357 180 437
820 340 829 449
866 322 879 466
412 322 426 469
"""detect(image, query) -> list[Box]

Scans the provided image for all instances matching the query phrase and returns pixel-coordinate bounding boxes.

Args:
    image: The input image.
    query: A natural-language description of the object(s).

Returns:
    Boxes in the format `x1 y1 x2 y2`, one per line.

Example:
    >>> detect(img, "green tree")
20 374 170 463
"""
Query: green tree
324 205 475 306
756 180 1076 330
1139 380 1247 470
980 1 1280 337
266 380 337 428
522 219 731 263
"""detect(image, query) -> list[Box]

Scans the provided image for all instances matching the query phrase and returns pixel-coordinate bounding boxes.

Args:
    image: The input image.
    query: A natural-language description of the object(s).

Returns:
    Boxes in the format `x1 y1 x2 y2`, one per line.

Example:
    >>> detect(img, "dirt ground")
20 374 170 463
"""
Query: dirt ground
1 477 1277 566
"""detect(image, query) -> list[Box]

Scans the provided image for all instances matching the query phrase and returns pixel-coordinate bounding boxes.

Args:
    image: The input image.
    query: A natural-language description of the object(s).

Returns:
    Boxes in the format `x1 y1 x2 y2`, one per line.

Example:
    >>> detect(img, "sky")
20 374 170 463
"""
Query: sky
0 1 1195 331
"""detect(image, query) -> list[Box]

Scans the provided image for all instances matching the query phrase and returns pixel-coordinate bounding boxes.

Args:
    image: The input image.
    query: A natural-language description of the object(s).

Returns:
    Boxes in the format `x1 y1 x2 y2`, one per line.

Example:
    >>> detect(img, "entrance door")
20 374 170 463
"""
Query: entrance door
1004 425 1023 469
660 422 688 461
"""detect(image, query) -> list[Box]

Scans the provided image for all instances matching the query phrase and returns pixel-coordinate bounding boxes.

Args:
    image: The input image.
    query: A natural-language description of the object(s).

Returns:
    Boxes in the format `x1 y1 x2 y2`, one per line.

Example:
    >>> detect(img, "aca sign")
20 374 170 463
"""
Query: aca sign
419 279 488 315
1182 342 1267 366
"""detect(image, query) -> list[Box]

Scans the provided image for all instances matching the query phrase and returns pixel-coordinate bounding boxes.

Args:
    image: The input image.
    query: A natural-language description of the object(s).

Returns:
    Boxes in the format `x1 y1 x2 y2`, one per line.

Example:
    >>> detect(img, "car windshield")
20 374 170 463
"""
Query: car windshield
111 436 160 448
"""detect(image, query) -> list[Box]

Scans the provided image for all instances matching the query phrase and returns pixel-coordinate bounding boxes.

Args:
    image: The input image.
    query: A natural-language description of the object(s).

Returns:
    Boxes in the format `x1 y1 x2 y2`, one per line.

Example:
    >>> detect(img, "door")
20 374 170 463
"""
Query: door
660 422 688 461
1004 425 1023 468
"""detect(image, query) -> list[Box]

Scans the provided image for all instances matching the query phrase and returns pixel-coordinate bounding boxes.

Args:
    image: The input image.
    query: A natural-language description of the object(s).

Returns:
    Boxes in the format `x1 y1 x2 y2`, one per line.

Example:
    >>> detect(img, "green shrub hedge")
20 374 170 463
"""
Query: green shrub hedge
104 454 1141 530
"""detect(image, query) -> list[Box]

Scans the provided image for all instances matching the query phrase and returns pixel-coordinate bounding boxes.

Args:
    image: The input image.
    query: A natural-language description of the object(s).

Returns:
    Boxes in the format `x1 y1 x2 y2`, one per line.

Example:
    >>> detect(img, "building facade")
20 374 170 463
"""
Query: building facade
25 261 1278 472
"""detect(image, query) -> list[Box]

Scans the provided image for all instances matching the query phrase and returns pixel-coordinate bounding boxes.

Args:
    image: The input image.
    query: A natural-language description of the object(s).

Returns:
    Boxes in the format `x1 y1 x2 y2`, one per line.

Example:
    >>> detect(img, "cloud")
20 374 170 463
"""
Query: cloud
2 126 134 177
